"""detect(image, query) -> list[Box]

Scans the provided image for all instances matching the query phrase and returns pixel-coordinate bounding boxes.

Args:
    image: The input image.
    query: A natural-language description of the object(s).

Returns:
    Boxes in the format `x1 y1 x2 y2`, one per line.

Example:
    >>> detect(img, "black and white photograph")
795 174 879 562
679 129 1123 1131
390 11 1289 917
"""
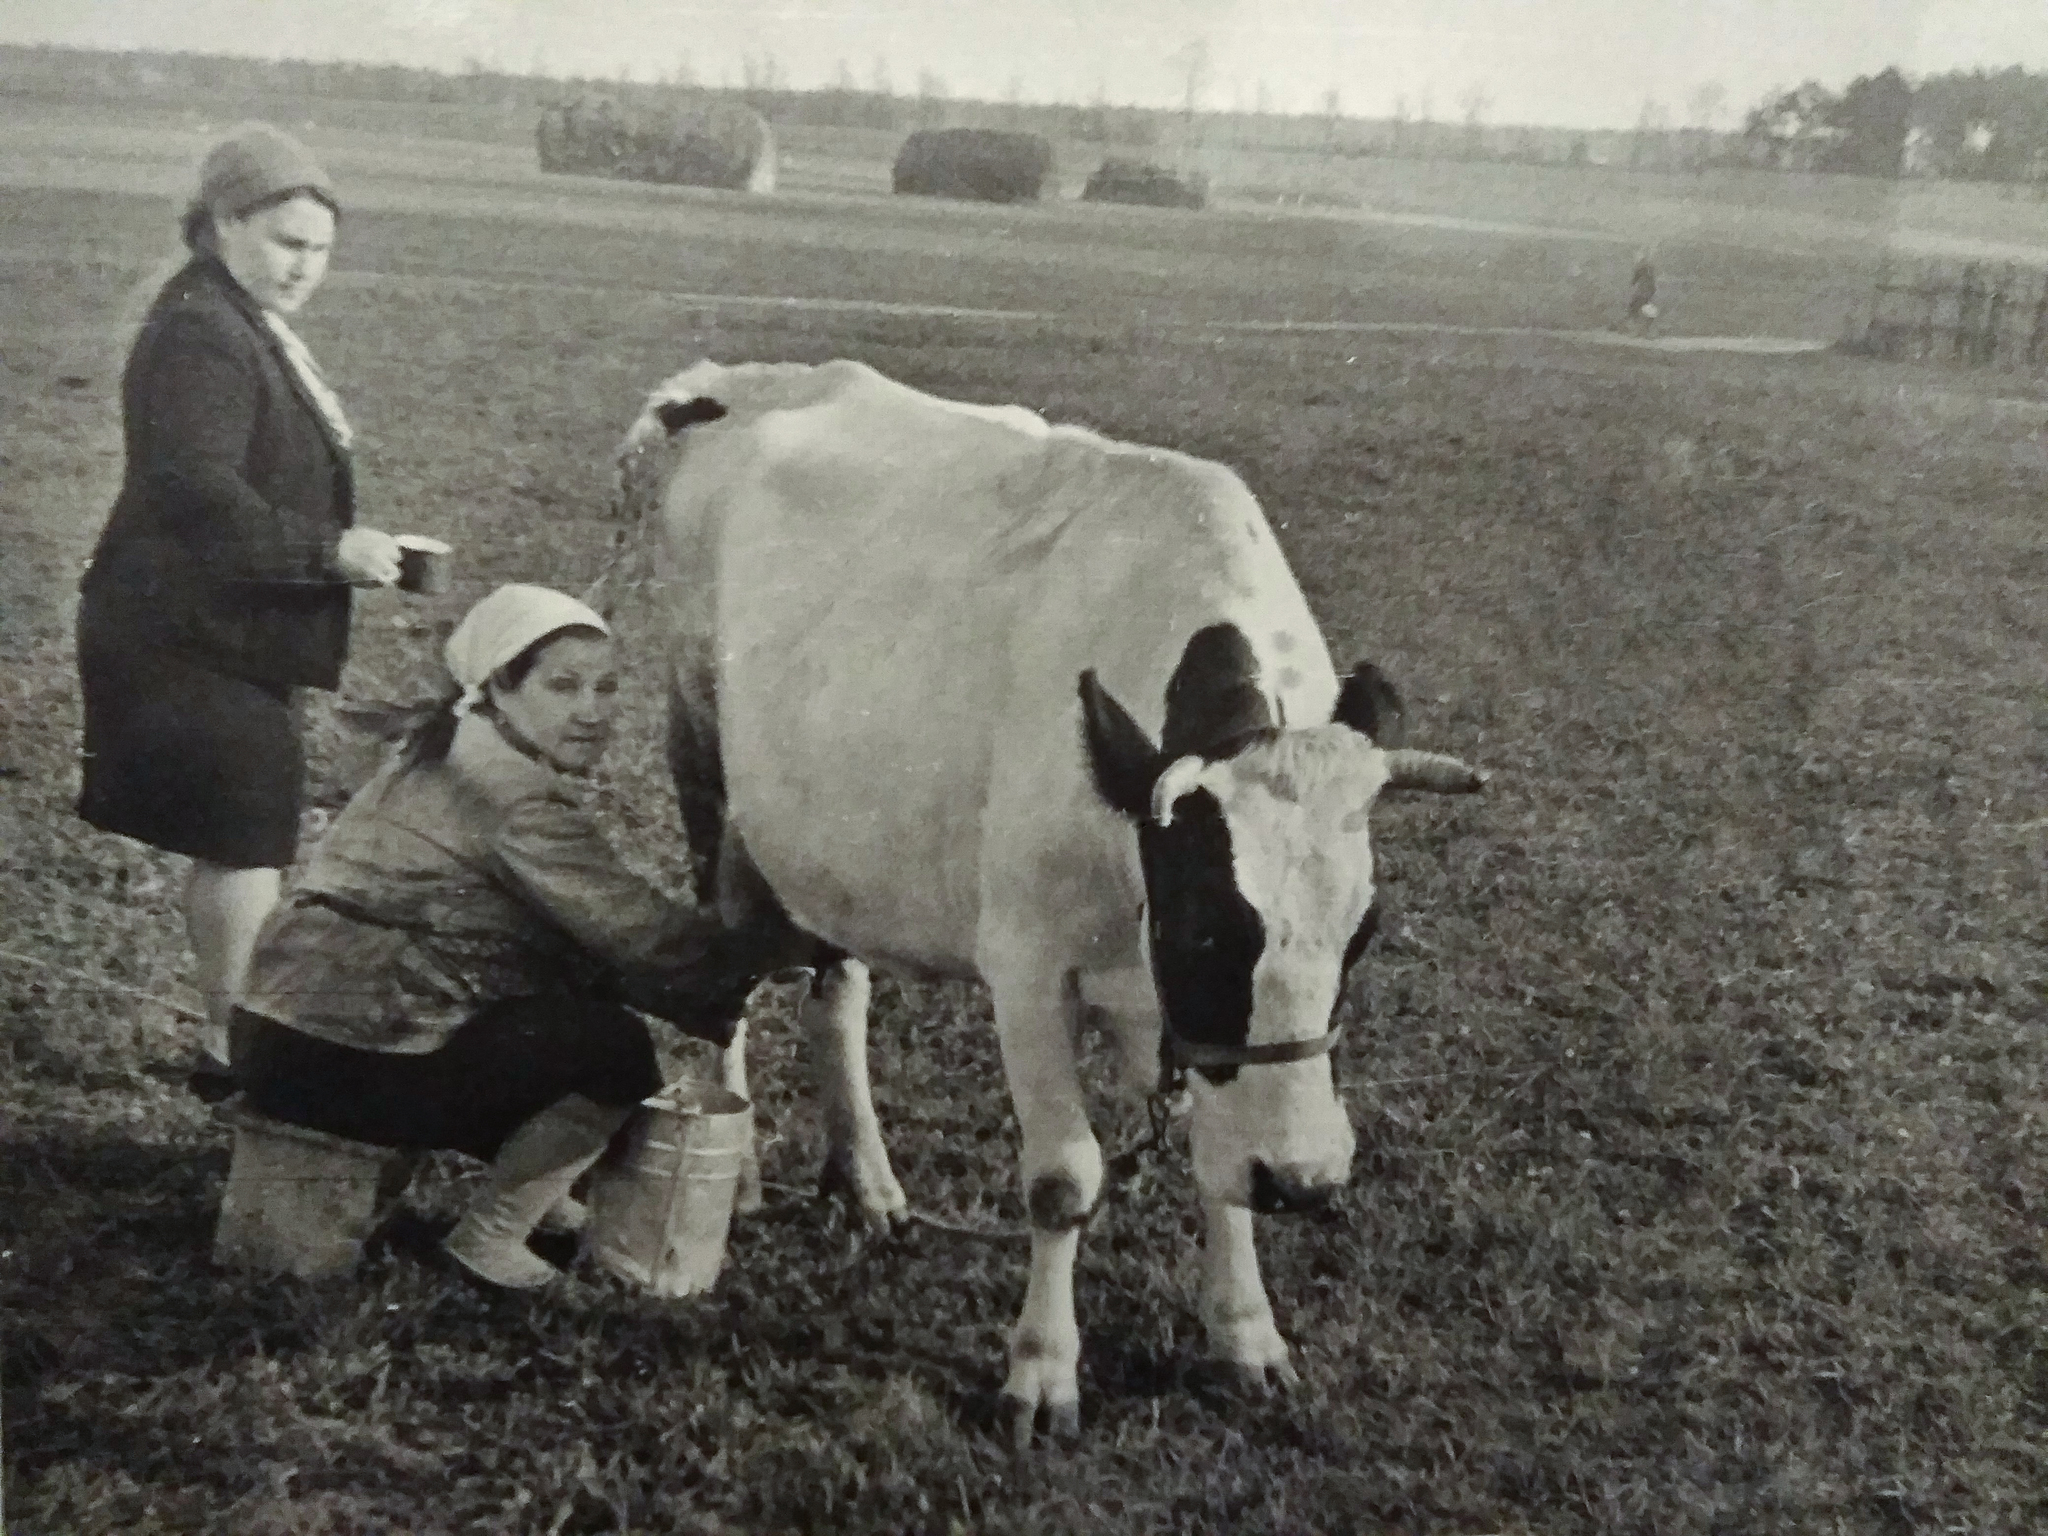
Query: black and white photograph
1 2 2044 1531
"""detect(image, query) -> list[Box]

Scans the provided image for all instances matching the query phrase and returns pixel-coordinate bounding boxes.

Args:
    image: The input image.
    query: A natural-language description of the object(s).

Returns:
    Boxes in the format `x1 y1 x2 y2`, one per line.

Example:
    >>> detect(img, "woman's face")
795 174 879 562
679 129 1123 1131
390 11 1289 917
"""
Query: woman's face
215 194 335 315
491 634 622 774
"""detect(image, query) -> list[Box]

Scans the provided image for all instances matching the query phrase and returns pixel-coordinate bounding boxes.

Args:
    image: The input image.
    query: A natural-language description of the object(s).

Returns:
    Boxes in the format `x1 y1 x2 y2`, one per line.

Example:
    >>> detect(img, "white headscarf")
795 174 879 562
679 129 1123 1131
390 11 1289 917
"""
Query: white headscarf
444 584 610 721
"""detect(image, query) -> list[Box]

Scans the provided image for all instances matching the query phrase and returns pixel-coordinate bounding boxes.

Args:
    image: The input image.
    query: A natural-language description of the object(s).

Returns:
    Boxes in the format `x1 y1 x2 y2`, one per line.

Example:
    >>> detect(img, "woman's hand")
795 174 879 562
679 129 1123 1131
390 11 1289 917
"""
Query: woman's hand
333 527 403 587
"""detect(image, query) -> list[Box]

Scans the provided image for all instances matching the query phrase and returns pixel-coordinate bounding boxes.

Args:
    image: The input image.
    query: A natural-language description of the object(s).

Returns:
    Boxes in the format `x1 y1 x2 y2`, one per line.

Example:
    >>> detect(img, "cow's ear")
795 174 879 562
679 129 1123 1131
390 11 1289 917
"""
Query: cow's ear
1334 660 1406 748
1079 670 1161 820
655 396 728 434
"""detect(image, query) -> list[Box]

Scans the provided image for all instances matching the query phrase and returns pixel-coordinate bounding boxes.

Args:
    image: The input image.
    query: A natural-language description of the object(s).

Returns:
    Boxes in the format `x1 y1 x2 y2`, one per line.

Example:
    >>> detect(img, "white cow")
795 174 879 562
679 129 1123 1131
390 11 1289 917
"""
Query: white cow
614 359 1483 1443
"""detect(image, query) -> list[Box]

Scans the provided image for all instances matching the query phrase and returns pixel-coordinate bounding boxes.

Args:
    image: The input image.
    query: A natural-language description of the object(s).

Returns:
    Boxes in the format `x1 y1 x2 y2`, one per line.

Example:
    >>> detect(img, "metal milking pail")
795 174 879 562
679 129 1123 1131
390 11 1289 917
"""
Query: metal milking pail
586 1078 751 1296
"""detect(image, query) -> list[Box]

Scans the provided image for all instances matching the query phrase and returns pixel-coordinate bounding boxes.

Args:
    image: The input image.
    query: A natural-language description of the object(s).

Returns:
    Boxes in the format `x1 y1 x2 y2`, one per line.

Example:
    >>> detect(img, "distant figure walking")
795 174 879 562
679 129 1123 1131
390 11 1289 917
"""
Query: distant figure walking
1627 250 1658 335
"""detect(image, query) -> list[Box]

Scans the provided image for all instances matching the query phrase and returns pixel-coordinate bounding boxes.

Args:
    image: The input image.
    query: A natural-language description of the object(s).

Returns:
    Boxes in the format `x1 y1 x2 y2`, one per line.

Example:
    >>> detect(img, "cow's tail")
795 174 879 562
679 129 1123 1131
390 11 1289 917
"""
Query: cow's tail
613 397 682 526
665 674 728 906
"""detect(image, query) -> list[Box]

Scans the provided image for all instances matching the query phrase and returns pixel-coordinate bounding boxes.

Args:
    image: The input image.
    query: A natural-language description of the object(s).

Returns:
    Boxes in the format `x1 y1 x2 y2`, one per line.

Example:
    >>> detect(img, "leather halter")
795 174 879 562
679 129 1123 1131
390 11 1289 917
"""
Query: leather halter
1167 1020 1346 1074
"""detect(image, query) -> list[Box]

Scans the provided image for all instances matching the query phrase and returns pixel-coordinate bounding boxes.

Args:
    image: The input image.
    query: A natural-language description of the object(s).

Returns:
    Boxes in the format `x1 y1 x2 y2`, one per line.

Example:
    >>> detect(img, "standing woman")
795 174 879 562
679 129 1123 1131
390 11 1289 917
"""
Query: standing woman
76 124 403 1087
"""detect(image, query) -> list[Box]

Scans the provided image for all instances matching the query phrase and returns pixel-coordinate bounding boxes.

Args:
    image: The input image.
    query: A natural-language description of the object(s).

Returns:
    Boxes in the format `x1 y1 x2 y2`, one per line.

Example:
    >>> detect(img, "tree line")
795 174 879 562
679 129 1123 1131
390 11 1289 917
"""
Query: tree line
0 44 1163 150
1744 66 2048 181
5 44 2045 182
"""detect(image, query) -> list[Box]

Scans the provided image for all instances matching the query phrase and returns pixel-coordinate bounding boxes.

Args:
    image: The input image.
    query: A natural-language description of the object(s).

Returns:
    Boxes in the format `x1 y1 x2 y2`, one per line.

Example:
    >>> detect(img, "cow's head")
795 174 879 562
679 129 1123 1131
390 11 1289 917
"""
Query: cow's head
1079 624 1483 1213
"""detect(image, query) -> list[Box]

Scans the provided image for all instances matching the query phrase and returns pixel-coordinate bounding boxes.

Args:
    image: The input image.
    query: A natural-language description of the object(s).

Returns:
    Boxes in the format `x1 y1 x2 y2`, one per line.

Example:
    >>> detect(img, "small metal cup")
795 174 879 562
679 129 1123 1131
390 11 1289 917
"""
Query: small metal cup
394 535 452 595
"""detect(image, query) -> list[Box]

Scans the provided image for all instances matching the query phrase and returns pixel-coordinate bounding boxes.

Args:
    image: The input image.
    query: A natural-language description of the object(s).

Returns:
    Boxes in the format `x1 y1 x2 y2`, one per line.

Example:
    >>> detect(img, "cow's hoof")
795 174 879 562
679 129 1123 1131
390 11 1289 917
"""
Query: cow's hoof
862 1205 912 1237
818 1149 909 1228
1224 1356 1299 1395
1003 1393 1082 1452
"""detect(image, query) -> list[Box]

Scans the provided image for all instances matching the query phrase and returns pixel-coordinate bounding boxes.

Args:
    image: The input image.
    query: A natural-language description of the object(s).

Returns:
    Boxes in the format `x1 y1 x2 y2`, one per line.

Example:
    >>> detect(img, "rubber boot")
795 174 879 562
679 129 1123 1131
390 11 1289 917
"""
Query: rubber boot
444 1094 630 1289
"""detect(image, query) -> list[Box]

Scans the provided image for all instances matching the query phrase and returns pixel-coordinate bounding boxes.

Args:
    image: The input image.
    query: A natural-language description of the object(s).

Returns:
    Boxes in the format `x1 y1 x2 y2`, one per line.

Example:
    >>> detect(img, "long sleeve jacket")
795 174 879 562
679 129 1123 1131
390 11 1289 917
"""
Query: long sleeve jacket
241 712 791 1052
82 256 356 690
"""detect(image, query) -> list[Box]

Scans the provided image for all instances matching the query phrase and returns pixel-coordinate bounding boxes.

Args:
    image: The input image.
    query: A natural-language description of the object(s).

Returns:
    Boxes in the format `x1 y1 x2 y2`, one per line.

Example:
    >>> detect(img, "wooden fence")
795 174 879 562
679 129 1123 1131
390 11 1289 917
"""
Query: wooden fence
1848 260 2048 370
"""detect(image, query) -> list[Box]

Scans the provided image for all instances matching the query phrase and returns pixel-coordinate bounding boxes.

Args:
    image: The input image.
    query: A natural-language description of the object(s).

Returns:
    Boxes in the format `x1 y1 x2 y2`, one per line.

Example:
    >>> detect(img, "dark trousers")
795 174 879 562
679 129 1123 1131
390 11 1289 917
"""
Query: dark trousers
236 997 661 1161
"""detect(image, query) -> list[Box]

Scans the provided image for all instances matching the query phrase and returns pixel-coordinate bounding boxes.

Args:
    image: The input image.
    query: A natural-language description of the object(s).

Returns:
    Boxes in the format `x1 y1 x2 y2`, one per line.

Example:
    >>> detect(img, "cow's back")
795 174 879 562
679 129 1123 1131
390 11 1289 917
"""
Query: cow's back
642 360 1334 978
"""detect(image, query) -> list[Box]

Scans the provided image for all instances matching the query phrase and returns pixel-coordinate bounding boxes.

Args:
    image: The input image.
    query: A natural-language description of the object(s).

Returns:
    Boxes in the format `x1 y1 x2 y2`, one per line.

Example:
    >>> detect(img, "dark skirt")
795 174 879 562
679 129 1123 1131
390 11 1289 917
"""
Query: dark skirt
234 998 662 1161
75 587 304 869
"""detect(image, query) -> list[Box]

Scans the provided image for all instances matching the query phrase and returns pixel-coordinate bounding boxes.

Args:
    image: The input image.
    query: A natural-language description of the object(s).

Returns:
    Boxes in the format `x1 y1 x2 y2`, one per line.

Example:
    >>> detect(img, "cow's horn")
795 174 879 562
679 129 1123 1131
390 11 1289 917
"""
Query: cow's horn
1381 750 1487 795
1151 755 1208 826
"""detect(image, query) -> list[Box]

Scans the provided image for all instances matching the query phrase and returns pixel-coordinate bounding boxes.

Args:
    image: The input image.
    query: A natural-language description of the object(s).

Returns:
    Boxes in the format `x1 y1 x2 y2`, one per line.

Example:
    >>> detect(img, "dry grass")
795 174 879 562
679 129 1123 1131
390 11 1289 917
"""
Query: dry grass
2 108 2045 1536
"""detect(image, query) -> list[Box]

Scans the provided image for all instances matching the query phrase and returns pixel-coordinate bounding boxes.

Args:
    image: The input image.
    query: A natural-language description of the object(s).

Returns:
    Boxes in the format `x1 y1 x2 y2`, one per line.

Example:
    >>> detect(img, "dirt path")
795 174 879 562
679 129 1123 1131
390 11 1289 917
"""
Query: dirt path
1272 198 2048 271
1208 315 1827 353
322 266 1829 356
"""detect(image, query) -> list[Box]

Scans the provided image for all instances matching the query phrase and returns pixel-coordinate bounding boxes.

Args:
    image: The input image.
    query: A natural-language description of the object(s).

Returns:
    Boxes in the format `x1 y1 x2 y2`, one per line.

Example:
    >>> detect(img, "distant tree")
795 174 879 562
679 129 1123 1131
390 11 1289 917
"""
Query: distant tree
1321 86 1341 149
1170 38 1211 118
870 56 893 96
1683 80 1725 168
1686 80 1727 129
1081 75 1111 141
1822 67 1911 176
1254 79 1272 116
1391 93 1410 155
1460 83 1492 160
1631 97 1669 169
832 58 856 92
1743 80 1840 170
1912 66 2048 181
915 69 947 100
1168 38 1211 166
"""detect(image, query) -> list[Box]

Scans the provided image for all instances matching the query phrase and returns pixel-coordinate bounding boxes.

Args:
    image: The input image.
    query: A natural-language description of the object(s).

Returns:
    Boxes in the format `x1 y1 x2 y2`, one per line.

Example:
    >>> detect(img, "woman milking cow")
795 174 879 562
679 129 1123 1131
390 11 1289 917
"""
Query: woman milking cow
234 584 806 1287
75 126 801 1288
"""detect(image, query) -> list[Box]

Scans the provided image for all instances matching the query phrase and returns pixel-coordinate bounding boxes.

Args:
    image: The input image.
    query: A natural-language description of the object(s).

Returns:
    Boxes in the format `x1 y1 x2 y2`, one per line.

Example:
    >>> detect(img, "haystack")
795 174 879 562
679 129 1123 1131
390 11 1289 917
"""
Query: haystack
892 128 1053 203
537 97 776 193
1082 158 1207 210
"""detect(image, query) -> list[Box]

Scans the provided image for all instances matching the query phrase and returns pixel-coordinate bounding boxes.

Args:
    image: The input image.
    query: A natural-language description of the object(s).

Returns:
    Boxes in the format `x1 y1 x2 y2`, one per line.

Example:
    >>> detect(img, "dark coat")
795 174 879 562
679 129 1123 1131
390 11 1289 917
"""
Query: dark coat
82 256 357 691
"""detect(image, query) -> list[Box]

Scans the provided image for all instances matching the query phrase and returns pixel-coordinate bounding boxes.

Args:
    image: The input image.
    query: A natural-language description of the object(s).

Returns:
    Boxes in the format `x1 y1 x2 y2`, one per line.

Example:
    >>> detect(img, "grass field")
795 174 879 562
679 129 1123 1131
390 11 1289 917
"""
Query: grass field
3 98 2047 1536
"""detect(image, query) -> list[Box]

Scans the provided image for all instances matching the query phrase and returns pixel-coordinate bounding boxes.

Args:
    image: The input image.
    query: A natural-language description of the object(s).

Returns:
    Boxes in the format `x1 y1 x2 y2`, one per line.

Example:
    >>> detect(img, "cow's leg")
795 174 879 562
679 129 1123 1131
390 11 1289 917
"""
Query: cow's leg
719 1016 761 1214
990 972 1102 1446
1198 1201 1295 1387
806 959 906 1224
708 826 804 1221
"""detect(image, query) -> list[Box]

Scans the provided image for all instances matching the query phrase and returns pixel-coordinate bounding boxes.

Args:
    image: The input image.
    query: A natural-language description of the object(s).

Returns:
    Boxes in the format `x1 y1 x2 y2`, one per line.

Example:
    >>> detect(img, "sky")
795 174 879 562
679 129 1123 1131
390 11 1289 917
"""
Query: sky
3 1 2045 130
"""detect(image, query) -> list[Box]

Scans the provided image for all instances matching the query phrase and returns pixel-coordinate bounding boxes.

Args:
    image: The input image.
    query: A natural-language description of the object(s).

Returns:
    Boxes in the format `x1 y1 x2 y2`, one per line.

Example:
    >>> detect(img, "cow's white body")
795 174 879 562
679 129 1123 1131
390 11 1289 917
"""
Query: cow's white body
646 360 1336 978
621 359 1373 1437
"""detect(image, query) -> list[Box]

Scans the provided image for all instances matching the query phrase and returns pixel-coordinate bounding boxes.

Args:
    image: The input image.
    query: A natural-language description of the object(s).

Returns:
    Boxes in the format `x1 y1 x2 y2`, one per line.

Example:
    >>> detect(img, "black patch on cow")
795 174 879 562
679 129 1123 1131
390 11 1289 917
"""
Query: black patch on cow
1078 669 1163 819
1140 790 1264 1085
1340 894 1383 976
1027 1172 1095 1232
1333 661 1406 748
1162 623 1277 761
655 395 729 434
